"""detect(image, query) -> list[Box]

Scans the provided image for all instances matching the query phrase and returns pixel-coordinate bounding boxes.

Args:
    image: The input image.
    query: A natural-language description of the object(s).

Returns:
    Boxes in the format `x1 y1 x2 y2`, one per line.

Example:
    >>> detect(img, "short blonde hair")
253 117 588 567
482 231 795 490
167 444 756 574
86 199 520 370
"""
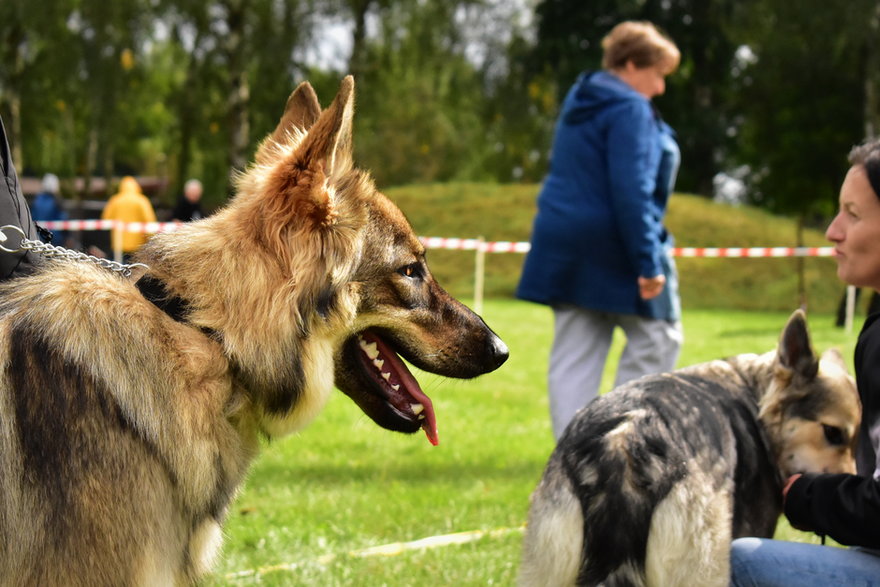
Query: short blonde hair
601 21 680 75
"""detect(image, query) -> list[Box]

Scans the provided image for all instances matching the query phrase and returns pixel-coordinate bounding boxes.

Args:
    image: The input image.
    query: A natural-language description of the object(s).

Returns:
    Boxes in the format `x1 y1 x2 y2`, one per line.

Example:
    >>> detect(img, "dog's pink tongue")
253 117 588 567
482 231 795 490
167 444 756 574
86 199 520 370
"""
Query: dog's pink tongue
398 369 439 446
362 332 439 445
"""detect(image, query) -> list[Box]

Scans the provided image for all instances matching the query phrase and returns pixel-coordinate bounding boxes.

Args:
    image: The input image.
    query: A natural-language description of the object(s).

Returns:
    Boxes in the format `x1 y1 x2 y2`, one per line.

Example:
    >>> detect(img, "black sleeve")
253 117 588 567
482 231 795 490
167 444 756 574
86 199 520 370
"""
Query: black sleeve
0 116 41 279
784 473 880 548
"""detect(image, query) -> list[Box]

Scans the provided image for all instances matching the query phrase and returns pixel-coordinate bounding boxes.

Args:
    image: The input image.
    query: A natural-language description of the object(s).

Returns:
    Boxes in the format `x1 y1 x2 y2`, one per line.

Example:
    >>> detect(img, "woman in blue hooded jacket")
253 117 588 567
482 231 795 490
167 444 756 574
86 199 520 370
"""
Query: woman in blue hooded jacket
517 21 683 440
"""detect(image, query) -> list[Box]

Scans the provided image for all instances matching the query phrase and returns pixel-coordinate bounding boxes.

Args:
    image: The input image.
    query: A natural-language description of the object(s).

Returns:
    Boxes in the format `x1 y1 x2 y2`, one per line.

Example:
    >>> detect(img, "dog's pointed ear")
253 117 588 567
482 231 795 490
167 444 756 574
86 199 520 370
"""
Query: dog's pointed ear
254 81 323 166
820 347 848 371
293 75 354 178
776 309 819 381
260 76 355 229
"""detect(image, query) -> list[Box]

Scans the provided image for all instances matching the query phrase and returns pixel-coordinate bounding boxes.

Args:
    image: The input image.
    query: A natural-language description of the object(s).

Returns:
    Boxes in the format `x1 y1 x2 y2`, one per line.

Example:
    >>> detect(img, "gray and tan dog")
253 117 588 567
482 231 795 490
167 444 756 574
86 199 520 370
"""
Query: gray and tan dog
519 310 859 587
0 77 508 585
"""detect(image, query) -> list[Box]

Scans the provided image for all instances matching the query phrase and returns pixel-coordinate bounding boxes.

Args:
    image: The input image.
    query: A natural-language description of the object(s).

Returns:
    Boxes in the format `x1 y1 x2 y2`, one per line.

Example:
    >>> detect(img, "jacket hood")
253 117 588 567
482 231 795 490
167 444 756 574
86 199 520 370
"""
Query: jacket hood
562 70 646 126
116 176 143 196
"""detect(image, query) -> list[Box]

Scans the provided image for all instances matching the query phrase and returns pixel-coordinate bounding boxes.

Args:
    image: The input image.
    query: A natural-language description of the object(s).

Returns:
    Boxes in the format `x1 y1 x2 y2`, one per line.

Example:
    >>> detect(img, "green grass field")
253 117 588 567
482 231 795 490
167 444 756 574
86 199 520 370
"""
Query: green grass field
205 300 861 586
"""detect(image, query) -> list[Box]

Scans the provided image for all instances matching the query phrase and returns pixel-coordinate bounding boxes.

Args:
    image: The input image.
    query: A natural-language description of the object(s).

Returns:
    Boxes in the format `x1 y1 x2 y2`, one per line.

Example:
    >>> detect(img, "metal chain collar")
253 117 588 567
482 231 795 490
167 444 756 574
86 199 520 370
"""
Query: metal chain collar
0 224 149 278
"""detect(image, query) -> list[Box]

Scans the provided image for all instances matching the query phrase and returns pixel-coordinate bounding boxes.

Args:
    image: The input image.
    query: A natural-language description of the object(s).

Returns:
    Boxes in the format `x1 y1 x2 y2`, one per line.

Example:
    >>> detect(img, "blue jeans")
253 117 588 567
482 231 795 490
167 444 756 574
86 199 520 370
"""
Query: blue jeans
730 537 880 586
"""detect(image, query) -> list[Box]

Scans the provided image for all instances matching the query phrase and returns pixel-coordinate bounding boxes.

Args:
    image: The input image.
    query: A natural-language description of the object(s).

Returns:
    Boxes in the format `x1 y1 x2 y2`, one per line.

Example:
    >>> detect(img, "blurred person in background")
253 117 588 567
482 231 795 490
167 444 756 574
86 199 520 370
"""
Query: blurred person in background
517 21 684 440
171 178 205 222
30 172 69 245
101 176 157 263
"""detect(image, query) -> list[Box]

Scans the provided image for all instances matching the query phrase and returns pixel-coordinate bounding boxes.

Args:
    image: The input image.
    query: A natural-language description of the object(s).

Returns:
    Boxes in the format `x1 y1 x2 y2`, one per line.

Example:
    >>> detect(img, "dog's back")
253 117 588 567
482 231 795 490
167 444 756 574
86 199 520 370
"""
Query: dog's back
522 365 775 586
520 310 860 587
0 261 243 585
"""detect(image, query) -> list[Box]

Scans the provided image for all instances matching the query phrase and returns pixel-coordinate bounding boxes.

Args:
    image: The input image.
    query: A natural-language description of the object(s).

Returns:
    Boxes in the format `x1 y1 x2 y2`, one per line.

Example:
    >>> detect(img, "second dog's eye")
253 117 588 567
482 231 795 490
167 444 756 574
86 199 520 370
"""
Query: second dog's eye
822 424 845 446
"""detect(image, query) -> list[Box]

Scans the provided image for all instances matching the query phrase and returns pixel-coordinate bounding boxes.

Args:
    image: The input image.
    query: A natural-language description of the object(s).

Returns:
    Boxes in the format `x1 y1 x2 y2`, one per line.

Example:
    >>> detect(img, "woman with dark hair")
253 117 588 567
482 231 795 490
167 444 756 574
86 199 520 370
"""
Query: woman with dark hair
730 139 880 584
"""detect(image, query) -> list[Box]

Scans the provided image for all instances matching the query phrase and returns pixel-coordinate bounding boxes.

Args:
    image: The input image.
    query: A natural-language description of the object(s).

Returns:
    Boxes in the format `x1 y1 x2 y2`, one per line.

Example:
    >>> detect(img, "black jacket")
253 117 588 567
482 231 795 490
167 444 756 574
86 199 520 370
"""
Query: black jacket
0 117 40 279
784 313 880 548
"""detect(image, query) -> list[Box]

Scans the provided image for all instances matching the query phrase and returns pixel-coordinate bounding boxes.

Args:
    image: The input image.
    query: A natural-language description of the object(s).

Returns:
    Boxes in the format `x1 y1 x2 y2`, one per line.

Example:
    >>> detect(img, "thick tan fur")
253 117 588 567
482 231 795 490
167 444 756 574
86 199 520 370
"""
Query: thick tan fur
0 77 507 585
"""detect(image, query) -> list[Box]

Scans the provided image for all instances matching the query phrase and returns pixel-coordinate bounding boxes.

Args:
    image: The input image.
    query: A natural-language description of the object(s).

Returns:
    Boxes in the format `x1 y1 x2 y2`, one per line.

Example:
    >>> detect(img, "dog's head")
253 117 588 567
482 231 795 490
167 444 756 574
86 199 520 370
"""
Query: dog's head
759 309 860 478
146 77 507 442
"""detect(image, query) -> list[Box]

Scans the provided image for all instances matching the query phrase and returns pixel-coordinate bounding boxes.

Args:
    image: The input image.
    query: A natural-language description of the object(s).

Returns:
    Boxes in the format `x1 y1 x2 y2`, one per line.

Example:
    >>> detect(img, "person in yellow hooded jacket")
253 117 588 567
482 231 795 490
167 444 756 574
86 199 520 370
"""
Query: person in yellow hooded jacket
101 176 157 262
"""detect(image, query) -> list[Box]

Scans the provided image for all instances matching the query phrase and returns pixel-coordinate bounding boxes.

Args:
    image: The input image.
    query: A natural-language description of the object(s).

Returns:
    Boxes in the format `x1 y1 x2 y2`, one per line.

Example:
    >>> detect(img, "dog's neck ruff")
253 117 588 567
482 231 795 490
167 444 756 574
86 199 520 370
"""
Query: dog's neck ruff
136 274 218 341
136 274 189 323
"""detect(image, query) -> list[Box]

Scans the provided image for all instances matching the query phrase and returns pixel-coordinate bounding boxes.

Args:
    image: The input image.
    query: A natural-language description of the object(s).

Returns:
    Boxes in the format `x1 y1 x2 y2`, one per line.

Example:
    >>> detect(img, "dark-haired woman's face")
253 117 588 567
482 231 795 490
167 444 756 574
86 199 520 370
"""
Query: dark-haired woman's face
826 164 880 289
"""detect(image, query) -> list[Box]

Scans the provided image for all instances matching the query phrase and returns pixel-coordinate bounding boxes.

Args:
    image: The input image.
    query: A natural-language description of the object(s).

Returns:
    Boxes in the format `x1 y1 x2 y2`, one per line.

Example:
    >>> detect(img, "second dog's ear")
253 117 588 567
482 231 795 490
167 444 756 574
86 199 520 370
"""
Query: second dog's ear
820 348 848 370
777 309 819 381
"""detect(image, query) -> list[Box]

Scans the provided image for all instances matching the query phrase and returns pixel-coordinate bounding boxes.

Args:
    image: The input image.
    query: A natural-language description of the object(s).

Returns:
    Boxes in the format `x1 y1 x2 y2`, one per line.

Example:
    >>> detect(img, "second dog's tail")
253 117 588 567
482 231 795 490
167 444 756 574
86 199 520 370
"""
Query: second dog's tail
518 458 583 587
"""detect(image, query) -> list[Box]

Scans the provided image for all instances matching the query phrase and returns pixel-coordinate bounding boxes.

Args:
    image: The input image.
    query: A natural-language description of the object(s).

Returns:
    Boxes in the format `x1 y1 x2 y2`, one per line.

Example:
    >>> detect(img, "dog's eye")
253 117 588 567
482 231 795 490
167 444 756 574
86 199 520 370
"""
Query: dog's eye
822 424 846 446
399 263 422 279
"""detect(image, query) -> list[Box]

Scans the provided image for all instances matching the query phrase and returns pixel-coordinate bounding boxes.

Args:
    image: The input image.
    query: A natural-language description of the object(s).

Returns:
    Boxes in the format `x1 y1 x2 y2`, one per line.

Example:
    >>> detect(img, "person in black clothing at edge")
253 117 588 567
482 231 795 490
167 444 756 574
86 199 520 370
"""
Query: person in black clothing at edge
0 116 42 280
170 178 206 222
730 138 880 585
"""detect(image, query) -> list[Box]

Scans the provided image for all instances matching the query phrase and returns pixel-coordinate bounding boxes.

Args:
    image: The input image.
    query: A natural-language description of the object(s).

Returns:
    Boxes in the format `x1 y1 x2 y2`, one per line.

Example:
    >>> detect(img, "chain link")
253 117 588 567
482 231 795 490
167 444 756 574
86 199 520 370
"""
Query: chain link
0 224 148 278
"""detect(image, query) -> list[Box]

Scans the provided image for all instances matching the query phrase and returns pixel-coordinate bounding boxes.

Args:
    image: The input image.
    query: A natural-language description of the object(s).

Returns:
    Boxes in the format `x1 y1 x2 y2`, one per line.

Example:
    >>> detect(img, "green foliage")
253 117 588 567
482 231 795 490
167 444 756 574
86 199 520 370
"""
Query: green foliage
386 183 849 314
729 0 875 217
203 300 857 585
2 0 877 218
350 1 498 186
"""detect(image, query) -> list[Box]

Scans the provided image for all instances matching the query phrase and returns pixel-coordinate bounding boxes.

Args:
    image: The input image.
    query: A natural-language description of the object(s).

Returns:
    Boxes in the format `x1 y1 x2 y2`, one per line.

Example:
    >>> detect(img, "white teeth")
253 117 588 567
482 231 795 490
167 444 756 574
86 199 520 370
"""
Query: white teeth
418 414 426 421
373 359 385 369
411 403 424 415
382 372 391 381
358 339 380 360
391 384 400 391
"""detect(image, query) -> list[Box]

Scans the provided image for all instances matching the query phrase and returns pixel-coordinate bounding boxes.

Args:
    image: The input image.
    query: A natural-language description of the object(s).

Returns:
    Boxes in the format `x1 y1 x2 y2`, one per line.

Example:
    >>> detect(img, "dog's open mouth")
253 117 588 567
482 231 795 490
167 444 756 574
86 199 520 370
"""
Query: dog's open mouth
356 332 438 444
340 330 439 445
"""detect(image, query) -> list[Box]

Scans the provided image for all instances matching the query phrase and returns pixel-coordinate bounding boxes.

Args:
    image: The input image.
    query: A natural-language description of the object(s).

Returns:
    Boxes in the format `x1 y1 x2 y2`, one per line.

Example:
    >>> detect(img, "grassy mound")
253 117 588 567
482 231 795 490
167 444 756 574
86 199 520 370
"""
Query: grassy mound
387 183 847 313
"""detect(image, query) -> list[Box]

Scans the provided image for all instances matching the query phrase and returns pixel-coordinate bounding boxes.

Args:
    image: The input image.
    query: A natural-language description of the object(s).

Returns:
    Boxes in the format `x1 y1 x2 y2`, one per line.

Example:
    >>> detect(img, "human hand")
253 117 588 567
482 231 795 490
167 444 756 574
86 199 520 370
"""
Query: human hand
638 275 666 300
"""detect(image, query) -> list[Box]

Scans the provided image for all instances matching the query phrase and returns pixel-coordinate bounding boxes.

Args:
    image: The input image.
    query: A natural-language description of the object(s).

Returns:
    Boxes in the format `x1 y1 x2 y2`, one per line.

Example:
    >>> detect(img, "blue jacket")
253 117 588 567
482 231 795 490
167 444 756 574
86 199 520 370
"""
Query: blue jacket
30 191 68 244
516 70 680 319
31 192 67 223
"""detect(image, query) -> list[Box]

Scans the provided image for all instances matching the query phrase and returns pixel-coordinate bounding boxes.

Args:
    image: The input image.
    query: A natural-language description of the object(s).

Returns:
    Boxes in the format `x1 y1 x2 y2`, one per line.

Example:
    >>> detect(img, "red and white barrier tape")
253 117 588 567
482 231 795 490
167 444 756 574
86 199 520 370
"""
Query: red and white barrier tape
671 246 834 258
37 221 834 258
40 219 181 233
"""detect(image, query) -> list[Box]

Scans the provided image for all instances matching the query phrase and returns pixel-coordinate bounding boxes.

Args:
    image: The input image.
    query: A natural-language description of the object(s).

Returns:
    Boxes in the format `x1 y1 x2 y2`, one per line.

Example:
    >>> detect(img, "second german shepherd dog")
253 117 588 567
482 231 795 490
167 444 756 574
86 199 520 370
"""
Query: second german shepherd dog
519 310 859 587
0 77 508 584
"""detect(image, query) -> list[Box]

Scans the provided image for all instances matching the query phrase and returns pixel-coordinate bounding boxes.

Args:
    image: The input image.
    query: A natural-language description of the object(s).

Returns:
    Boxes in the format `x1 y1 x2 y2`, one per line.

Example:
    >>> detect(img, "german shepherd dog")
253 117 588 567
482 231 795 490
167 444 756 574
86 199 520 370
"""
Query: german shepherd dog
519 310 859 587
0 77 508 585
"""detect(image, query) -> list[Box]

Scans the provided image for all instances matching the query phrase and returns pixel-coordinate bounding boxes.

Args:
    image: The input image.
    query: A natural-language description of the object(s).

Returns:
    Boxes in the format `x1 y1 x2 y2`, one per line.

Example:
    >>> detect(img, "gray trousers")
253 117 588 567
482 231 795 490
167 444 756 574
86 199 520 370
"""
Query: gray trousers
548 305 683 440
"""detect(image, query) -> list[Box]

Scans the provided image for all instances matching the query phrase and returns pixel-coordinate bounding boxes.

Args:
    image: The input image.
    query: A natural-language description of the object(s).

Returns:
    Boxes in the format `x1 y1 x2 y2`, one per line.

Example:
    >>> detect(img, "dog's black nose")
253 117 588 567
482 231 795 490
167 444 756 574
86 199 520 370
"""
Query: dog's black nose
488 334 509 370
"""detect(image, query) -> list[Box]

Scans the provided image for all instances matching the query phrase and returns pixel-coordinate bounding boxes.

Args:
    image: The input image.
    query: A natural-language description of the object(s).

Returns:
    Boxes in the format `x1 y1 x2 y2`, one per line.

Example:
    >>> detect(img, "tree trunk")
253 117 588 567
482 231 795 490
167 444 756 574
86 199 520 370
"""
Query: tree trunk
175 28 203 198
224 0 250 196
7 92 22 172
7 22 25 169
796 215 807 310
349 0 374 83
